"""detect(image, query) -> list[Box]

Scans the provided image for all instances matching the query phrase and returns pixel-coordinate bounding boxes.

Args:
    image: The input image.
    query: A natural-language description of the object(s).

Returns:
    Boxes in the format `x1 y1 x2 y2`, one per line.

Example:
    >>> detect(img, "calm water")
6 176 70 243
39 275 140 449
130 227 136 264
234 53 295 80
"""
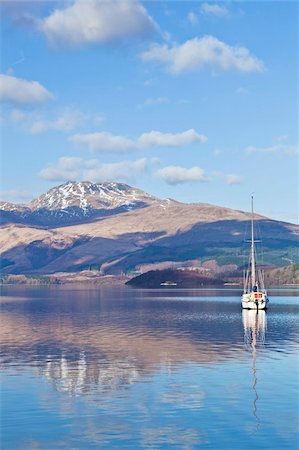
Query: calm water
0 286 298 449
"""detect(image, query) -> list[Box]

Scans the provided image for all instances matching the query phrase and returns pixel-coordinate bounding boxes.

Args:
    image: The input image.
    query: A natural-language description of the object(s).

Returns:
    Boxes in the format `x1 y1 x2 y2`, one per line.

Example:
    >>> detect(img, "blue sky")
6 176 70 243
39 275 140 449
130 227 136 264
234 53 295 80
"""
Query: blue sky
0 1 298 223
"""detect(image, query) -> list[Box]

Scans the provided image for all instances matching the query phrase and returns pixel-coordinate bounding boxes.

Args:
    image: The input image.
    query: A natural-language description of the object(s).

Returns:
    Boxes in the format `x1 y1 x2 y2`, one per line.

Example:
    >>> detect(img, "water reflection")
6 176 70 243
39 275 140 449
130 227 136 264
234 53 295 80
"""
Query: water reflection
243 309 267 347
1 287 298 449
41 352 139 395
242 310 267 434
1 307 242 396
0 288 297 398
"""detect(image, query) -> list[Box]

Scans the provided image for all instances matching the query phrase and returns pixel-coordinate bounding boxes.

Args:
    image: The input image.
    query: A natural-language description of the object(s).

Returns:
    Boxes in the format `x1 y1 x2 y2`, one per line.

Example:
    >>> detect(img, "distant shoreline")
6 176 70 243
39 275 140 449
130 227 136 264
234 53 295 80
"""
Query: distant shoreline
1 271 298 289
0 272 129 286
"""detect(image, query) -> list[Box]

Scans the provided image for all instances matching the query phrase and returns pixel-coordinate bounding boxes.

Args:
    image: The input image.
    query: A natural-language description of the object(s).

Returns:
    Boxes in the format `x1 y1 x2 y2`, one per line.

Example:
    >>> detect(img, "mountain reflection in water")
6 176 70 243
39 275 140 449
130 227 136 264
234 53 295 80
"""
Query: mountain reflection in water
1 289 243 394
0 287 298 449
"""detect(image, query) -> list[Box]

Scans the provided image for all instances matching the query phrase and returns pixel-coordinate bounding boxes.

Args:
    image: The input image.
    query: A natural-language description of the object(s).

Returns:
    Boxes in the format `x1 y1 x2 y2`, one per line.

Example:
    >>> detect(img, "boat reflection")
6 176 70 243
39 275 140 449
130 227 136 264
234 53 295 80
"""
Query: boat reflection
242 310 267 433
243 309 267 346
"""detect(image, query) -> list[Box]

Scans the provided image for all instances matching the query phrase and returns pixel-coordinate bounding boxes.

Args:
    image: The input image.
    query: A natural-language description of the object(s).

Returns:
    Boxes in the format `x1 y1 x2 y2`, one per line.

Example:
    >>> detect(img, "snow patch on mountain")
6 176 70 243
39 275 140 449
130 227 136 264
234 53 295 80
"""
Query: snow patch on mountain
29 181 156 212
0 181 158 225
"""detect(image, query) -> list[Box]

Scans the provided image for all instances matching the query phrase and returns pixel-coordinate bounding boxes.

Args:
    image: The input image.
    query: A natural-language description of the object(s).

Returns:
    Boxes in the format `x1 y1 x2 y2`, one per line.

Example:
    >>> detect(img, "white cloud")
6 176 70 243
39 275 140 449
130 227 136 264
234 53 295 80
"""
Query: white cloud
138 129 207 147
11 108 87 134
201 3 229 17
223 174 243 185
29 109 87 134
0 74 54 105
71 128 207 152
71 132 136 153
85 158 151 182
10 108 103 134
141 36 264 74
39 0 157 48
187 11 199 25
39 156 154 182
246 142 298 156
39 157 83 181
213 171 243 184
157 165 209 185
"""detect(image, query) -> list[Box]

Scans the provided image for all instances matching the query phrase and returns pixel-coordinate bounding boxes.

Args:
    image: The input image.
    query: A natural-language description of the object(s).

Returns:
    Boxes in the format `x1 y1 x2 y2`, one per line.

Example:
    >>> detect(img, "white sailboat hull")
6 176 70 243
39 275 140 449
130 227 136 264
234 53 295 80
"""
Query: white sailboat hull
241 293 268 310
241 300 268 310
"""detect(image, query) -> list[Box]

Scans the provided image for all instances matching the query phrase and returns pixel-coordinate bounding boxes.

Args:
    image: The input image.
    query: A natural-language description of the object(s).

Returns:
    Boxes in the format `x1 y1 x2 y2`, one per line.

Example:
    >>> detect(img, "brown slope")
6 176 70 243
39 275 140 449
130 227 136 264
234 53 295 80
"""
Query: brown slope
54 200 260 238
32 201 258 273
1 200 297 275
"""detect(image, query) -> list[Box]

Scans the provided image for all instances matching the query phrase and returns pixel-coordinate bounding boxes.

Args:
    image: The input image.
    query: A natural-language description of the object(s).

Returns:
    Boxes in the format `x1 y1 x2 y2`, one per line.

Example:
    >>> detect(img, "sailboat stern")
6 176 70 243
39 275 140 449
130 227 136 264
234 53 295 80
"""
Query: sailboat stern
242 292 268 310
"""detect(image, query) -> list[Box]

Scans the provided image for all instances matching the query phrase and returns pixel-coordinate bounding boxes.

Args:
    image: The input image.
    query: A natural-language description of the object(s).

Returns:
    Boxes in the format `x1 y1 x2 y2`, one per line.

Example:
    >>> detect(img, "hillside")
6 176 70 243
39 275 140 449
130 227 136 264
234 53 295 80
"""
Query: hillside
264 264 299 286
0 182 298 275
126 268 225 288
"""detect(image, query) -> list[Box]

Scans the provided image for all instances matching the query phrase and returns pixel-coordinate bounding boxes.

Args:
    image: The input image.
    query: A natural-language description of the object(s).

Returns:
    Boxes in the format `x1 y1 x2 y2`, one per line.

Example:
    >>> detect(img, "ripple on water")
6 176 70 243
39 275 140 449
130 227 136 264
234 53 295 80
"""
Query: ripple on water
0 287 298 449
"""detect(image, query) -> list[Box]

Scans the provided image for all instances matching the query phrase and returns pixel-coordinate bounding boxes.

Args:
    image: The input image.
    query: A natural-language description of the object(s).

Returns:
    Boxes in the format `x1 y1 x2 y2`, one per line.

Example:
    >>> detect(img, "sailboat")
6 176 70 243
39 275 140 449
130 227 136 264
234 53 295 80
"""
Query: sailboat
242 196 269 310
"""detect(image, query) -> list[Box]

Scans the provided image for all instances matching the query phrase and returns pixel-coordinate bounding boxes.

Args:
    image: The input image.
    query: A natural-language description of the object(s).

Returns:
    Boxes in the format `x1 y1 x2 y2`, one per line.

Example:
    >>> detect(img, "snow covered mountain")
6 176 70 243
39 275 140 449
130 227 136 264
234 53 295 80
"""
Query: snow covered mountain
29 181 156 211
0 181 157 226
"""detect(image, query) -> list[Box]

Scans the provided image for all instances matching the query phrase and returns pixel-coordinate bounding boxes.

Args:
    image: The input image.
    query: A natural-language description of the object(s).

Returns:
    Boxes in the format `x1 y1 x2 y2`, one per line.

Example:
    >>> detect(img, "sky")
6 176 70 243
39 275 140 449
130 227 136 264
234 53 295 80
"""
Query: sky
0 0 298 223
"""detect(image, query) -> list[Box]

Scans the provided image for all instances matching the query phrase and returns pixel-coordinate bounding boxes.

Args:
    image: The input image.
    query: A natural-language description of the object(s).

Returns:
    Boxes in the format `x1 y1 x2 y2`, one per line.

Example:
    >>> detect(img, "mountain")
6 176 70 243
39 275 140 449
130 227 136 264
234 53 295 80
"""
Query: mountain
0 181 156 226
0 181 298 275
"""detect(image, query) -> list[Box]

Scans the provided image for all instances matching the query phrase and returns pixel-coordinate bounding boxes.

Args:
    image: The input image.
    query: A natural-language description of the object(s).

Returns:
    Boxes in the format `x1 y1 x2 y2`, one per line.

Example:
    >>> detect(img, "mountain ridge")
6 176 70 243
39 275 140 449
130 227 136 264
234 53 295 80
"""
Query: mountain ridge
0 180 267 224
0 181 298 275
0 181 158 226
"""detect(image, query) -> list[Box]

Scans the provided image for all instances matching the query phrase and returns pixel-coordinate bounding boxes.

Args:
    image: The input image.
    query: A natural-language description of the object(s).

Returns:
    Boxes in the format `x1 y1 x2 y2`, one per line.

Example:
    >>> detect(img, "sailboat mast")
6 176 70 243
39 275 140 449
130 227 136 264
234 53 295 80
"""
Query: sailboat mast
251 195 256 288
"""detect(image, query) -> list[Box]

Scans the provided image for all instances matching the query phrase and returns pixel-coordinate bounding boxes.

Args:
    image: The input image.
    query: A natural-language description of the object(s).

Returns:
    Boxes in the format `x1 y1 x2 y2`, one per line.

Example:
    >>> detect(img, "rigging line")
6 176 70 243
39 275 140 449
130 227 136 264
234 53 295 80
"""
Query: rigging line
243 215 250 263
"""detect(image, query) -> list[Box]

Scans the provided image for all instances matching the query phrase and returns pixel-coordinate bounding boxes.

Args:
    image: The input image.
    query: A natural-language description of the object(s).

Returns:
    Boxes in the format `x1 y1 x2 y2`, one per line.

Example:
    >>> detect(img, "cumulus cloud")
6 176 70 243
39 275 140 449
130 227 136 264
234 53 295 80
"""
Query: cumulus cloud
39 0 157 48
201 3 229 16
39 156 154 182
71 128 207 152
156 165 209 185
138 129 207 147
85 158 151 182
39 157 83 181
224 174 243 185
71 132 136 153
0 74 54 105
246 142 299 156
141 36 264 74
11 108 87 133
30 109 87 134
